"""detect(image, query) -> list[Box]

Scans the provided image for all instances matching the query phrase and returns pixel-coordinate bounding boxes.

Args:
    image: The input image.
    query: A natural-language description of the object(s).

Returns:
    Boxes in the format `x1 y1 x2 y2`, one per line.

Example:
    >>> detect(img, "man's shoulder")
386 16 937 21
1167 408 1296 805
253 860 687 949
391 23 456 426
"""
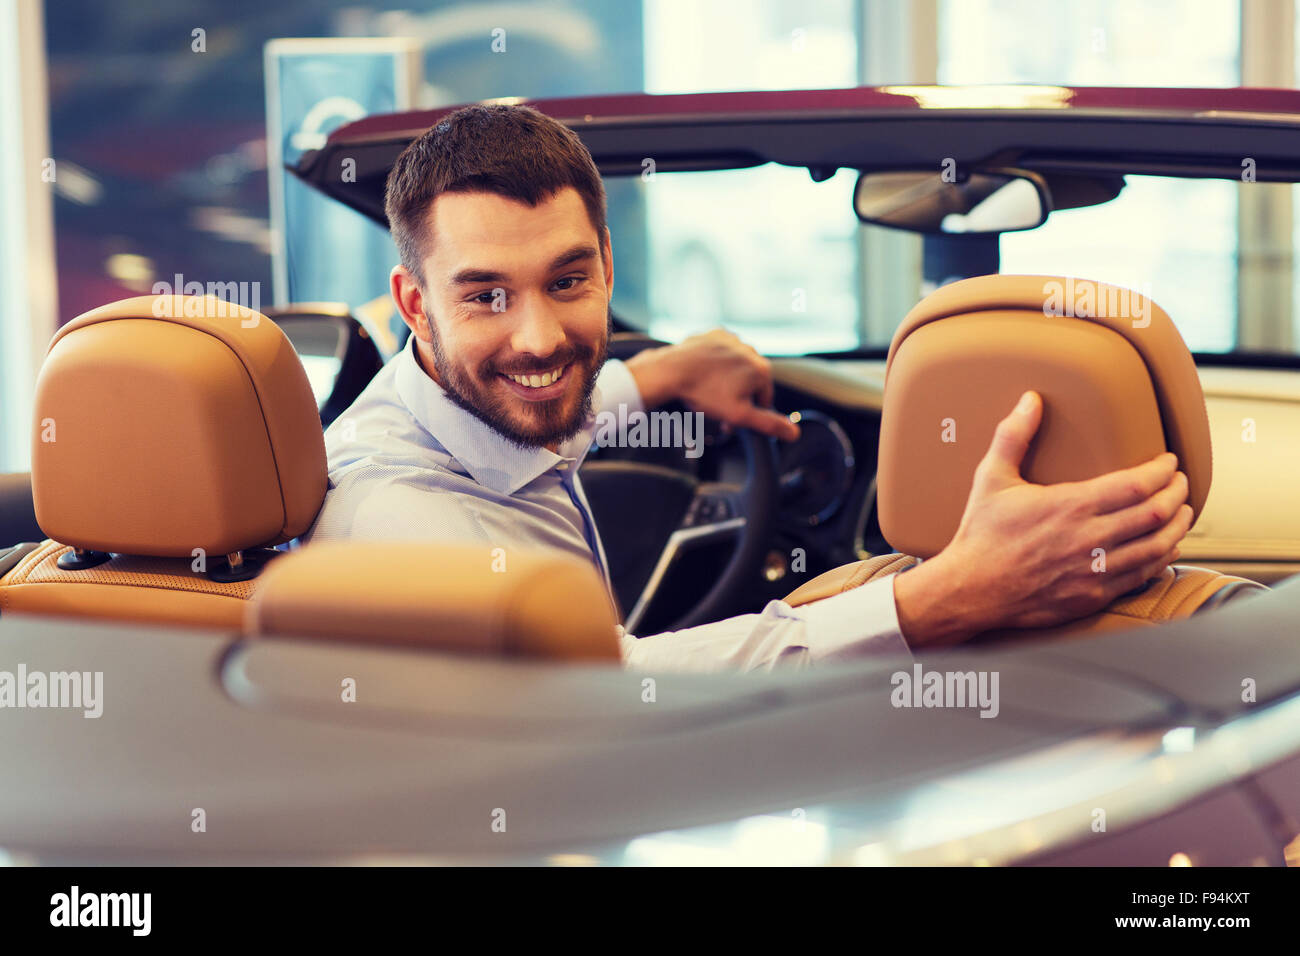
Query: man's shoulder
306 458 489 544
323 358 431 474
325 404 428 469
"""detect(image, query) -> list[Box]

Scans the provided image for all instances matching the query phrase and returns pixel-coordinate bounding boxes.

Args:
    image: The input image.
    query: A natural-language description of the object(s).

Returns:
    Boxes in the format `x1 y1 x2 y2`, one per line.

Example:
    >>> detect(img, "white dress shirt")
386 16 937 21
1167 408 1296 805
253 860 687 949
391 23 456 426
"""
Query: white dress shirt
305 336 910 671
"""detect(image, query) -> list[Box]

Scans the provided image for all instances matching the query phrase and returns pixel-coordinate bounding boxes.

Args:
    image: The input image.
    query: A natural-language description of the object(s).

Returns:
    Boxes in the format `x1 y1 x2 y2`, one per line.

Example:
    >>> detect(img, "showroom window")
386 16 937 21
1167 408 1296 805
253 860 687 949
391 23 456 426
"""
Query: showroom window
939 0 1248 353
23 0 1297 453
36 0 881 362
42 0 646 330
632 0 862 353
938 0 1239 88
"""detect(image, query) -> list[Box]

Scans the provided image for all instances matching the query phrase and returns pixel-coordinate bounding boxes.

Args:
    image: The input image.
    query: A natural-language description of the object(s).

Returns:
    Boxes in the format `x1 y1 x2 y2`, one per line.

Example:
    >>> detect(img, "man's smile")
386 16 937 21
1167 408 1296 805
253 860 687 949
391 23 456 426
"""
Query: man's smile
497 362 572 401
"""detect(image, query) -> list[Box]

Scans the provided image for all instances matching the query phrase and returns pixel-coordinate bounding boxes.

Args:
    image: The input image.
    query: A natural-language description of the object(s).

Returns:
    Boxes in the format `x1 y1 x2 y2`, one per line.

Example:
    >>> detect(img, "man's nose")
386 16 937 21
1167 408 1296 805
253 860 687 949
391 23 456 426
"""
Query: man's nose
509 297 566 359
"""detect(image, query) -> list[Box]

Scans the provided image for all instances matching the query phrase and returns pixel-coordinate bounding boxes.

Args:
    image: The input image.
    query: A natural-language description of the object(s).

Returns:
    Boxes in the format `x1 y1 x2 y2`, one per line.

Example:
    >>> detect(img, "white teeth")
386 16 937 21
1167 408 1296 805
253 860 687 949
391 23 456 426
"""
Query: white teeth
508 365 566 388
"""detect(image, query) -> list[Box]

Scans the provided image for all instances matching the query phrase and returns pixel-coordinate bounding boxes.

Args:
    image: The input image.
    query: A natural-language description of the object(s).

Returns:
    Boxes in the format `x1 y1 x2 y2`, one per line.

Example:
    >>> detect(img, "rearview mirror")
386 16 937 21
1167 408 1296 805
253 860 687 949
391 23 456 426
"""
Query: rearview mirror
854 168 1050 235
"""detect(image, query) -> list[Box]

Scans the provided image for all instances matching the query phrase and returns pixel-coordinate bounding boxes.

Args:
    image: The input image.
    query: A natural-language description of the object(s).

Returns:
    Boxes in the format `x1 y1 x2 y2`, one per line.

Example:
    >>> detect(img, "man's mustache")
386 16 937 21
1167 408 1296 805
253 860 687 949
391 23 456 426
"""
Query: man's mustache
490 345 593 377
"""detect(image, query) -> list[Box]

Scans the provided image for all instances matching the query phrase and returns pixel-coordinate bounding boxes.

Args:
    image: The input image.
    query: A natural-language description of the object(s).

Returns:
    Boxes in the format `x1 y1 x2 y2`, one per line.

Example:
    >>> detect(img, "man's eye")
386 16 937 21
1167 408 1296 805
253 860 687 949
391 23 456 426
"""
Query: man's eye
470 291 500 305
552 276 585 292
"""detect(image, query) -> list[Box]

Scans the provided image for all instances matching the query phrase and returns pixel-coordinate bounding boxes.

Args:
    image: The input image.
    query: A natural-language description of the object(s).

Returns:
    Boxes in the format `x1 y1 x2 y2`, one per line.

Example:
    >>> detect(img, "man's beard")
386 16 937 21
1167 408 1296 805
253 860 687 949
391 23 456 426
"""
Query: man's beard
428 314 609 449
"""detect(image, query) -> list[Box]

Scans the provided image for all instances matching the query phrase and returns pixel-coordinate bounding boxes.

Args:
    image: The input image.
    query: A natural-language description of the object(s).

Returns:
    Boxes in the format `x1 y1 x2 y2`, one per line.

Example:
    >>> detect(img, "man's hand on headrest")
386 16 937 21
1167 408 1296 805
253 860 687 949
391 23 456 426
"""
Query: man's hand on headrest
894 391 1193 647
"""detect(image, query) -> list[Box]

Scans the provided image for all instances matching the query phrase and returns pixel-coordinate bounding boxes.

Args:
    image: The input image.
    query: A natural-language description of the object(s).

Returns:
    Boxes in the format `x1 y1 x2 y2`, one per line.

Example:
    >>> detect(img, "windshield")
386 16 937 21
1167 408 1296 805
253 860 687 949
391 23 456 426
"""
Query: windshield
609 166 1300 358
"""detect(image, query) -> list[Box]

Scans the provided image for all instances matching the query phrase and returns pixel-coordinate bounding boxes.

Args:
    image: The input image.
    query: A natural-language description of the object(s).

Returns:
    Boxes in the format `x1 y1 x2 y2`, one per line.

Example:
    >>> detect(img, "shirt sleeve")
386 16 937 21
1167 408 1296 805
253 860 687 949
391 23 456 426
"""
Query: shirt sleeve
593 358 645 418
618 575 910 672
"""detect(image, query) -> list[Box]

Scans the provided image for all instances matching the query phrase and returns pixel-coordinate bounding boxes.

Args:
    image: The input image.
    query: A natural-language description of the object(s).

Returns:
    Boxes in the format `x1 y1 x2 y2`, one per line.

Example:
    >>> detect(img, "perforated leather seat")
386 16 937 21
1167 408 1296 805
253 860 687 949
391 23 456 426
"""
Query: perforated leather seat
784 274 1266 640
0 295 328 629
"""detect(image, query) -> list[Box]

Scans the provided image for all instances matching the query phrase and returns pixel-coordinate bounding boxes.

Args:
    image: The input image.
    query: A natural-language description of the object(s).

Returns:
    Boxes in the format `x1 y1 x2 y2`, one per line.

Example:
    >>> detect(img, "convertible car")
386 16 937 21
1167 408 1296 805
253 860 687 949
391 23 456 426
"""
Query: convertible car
1 86 1299 866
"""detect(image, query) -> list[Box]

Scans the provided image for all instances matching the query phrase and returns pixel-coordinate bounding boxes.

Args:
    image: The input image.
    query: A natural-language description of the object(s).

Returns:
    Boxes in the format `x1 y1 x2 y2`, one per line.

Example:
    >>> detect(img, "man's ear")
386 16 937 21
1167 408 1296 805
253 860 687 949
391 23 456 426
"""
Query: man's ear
601 227 614 301
391 264 431 342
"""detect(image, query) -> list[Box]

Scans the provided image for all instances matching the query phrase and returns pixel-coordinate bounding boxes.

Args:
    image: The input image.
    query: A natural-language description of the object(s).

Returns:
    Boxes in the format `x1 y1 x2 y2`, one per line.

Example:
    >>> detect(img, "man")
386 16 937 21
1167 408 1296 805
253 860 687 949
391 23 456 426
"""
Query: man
306 105 1192 670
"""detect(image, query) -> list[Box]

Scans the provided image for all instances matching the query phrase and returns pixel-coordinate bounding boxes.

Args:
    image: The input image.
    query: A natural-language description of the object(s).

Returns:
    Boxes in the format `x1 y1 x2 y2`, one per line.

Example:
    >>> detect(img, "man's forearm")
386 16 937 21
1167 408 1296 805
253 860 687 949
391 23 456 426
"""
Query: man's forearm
623 344 683 409
618 330 801 441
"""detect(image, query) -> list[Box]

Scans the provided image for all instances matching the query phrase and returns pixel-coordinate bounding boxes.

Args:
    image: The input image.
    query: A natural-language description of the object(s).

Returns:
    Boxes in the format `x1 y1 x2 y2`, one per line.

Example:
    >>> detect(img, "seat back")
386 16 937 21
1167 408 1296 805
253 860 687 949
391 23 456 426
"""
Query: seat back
0 540 262 629
0 295 327 630
783 552 1265 641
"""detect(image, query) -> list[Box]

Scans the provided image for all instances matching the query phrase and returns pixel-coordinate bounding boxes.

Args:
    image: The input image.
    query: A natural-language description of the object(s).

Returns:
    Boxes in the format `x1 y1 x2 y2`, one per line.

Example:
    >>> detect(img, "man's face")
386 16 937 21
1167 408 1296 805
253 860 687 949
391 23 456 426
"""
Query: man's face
401 186 612 449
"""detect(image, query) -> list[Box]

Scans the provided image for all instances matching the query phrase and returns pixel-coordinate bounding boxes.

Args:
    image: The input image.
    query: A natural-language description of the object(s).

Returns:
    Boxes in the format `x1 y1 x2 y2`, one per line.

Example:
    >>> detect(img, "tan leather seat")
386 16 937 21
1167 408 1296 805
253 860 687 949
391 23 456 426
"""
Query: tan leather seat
0 295 327 630
245 542 619 661
785 274 1266 641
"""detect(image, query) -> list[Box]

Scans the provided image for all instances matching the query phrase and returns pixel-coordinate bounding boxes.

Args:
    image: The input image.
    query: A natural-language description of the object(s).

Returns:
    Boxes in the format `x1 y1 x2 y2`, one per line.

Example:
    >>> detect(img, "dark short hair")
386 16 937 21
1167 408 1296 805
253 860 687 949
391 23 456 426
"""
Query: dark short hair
384 104 608 283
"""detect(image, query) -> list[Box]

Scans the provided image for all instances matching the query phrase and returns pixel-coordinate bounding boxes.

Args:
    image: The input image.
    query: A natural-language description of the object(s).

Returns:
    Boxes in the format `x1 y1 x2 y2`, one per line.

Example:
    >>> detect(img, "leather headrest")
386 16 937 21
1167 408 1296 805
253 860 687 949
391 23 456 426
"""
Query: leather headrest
878 275 1212 558
31 295 328 557
245 542 620 661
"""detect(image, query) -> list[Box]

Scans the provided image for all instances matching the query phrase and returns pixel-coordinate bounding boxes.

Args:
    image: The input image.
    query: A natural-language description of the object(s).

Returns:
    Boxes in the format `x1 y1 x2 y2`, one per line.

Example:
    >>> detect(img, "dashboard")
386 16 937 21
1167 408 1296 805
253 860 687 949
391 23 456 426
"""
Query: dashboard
763 387 886 598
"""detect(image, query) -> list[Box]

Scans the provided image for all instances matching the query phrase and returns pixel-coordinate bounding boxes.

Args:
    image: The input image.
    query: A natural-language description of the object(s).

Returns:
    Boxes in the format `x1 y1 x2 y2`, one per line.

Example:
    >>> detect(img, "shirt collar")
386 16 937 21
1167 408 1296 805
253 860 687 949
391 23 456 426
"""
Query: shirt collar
394 336 599 495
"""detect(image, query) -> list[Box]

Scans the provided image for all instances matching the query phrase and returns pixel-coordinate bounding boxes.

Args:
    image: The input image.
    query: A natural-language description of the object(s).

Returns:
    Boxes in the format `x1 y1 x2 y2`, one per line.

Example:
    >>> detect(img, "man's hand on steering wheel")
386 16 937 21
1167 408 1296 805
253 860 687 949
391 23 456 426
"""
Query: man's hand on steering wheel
624 327 802 442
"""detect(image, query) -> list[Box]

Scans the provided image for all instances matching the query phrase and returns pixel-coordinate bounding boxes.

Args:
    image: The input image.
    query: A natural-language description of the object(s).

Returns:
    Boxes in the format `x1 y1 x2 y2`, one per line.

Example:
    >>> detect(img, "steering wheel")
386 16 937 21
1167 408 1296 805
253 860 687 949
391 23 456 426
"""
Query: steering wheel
579 334 779 633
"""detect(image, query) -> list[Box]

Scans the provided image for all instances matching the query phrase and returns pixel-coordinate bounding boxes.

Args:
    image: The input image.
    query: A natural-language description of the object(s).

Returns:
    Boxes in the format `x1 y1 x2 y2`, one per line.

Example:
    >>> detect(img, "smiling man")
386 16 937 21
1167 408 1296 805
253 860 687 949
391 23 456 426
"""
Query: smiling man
305 104 1193 670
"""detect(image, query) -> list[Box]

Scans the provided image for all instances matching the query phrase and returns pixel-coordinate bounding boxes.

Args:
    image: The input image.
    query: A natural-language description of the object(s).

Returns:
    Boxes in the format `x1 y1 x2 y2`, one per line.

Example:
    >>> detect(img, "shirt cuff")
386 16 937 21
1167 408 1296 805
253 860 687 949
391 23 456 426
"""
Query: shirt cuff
594 358 646 418
798 575 911 663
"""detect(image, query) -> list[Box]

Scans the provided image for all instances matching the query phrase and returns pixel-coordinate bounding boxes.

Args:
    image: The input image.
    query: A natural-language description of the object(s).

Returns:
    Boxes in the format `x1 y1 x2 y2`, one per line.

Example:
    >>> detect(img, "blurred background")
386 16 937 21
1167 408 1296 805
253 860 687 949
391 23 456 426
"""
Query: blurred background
2 0 1296 471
